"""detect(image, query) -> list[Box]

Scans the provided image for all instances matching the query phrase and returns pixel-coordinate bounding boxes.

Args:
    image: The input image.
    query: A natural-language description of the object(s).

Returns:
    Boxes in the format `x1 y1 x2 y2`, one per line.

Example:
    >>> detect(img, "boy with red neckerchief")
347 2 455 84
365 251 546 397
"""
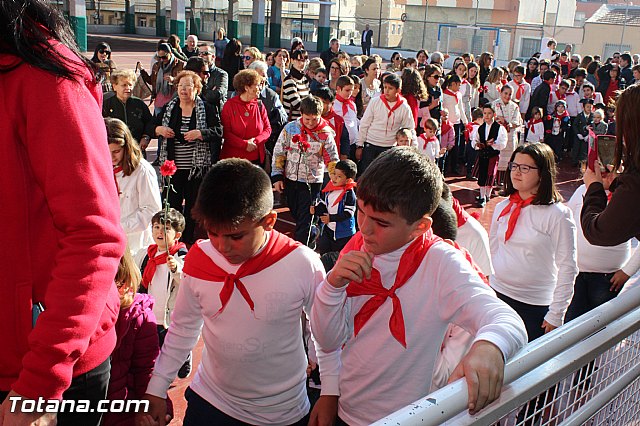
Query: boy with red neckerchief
141 159 340 426
312 86 351 160
333 75 360 160
310 147 527 426
271 96 339 245
313 160 358 255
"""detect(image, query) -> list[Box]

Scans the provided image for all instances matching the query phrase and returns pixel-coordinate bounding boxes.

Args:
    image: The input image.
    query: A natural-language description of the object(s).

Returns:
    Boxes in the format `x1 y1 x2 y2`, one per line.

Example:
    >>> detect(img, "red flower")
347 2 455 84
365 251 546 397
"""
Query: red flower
160 160 177 177
300 140 311 151
546 115 552 121
292 133 310 152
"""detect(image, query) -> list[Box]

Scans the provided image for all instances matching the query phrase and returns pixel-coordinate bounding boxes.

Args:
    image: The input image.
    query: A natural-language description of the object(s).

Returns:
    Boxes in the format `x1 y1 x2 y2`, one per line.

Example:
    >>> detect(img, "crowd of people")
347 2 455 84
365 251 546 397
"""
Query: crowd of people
4 1 640 425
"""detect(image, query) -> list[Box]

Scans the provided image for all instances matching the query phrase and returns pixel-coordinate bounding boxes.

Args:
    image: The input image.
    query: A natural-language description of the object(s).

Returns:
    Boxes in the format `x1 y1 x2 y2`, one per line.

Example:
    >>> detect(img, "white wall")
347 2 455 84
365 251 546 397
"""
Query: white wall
518 0 576 27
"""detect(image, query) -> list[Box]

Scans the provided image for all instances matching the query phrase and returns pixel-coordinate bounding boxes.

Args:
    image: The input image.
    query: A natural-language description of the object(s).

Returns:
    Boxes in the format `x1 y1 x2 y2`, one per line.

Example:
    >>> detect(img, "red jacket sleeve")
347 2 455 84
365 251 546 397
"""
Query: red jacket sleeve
8 57 126 399
221 101 249 149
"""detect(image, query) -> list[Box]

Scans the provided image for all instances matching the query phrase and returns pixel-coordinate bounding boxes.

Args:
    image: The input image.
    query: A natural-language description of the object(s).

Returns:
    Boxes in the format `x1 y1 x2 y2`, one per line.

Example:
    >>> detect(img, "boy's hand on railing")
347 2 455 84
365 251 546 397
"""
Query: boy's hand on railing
448 340 505 415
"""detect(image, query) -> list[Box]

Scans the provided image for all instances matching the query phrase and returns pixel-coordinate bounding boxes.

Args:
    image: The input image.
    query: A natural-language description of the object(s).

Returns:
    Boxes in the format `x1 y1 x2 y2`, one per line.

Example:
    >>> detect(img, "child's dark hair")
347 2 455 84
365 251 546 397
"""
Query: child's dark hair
430 199 458 241
482 103 496 113
471 108 483 120
315 67 327 76
531 106 543 118
299 96 324 116
336 75 354 89
357 147 442 224
558 79 570 88
335 159 357 179
312 86 334 102
192 158 273 228
424 117 439 131
443 74 461 89
543 70 556 81
504 143 562 205
383 73 401 90
514 65 525 75
395 127 412 139
151 208 186 233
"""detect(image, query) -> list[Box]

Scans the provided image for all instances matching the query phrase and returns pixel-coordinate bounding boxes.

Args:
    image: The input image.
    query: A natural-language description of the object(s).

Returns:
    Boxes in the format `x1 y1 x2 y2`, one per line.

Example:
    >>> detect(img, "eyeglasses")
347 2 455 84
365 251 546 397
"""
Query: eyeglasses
199 51 213 56
99 49 111 54
431 75 441 79
243 55 253 61
158 55 169 61
508 162 539 174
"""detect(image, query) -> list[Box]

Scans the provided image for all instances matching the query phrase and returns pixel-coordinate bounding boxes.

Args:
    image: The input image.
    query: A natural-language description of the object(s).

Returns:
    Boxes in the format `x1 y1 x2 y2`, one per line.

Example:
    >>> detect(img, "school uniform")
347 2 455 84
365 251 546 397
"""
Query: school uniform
443 88 469 172
417 134 441 163
472 121 508 190
493 99 522 175
146 232 341 425
490 197 578 341
571 110 593 164
334 95 360 152
525 118 545 144
311 231 527 425
314 180 357 255
452 198 493 277
482 81 501 104
507 80 531 116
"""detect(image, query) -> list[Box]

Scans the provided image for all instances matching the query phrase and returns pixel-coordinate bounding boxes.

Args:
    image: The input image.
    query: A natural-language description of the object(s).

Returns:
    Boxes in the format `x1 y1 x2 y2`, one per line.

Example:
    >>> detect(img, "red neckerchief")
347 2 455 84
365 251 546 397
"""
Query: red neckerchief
335 94 356 116
528 118 543 134
554 109 570 120
443 88 461 103
464 122 475 140
322 178 357 206
419 134 438 150
142 242 187 289
298 118 330 142
343 231 441 347
441 119 453 138
550 89 566 103
323 109 344 155
113 165 123 195
497 193 535 242
380 94 405 135
451 197 470 228
182 231 300 318
461 78 470 86
514 82 526 100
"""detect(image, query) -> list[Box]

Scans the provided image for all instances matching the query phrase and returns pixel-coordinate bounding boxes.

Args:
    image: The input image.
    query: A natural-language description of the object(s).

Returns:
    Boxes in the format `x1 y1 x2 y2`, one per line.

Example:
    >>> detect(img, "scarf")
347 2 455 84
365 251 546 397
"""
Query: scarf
441 119 453 138
344 231 441 347
554 109 570 120
299 118 331 143
497 193 535 242
528 118 543 134
182 231 300 318
514 82 527 100
419 134 438 150
113 166 123 195
380 95 406 135
336 94 356 116
550 89 566 104
156 57 175 96
443 88 461 103
322 179 357 207
142 242 187 289
451 197 470 228
158 96 211 180
324 109 344 155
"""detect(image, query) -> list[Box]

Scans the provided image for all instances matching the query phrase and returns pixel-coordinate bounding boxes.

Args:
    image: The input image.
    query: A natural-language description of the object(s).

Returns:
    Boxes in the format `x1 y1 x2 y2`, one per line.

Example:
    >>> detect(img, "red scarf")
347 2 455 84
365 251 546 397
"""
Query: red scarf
497 193 535 242
419 134 438 150
336 94 356 116
182 231 300 318
527 118 543 134
298 118 330 143
441 119 453 138
344 231 441 347
451 197 470 228
113 166 123 195
380 94 405 135
514 82 526 100
322 179 357 207
554 109 570 120
501 79 508 87
443 88 461 103
550 89 566 104
324 109 344 155
142 242 187 289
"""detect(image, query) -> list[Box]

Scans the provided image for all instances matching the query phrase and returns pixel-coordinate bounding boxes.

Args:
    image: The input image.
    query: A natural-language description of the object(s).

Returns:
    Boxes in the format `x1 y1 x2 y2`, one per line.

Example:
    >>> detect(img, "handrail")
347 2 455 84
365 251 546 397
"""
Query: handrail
373 285 640 426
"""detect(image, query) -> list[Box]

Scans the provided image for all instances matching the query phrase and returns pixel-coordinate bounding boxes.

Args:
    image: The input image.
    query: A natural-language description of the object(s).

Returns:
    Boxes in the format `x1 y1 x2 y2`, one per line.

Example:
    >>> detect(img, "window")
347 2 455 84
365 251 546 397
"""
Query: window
138 17 147 27
520 37 542 58
392 24 396 34
603 43 631 60
398 24 402 34
574 11 586 26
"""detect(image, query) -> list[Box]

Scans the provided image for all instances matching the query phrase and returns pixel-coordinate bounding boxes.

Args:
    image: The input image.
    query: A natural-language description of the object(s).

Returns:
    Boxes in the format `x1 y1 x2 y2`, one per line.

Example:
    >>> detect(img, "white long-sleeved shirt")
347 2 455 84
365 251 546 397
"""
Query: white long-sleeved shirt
457 216 494 277
472 120 508 151
526 121 545 143
482 82 501 104
566 185 640 275
311 237 528 425
442 90 468 125
507 80 531 114
357 95 417 148
134 246 185 328
490 200 578 327
334 99 360 146
115 159 162 253
146 234 340 425
417 134 440 163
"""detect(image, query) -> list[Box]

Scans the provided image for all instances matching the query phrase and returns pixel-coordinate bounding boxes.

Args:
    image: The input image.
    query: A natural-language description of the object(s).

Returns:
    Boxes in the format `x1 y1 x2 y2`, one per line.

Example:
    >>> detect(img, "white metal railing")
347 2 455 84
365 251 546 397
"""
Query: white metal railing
373 285 640 426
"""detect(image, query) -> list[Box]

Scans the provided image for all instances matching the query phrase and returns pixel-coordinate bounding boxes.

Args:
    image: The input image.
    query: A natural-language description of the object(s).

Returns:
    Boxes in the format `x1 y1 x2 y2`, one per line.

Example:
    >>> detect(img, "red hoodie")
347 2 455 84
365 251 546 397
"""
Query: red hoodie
0 42 126 399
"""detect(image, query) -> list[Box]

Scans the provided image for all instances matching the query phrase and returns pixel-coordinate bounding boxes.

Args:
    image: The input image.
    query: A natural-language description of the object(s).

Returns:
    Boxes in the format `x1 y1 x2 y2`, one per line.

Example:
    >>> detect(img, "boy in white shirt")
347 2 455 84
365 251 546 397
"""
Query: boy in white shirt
417 117 444 163
310 147 527 425
140 159 339 426
333 75 360 160
507 65 531 118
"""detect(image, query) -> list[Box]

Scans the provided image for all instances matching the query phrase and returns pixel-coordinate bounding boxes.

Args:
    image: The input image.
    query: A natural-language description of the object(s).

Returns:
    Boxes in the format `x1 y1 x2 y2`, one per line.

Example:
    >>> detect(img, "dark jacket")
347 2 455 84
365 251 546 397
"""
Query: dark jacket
260 86 288 154
573 111 593 140
102 294 159 426
320 48 343 70
220 55 244 90
527 81 552 120
620 65 634 85
596 64 627 95
203 65 229 109
315 188 357 240
103 96 155 142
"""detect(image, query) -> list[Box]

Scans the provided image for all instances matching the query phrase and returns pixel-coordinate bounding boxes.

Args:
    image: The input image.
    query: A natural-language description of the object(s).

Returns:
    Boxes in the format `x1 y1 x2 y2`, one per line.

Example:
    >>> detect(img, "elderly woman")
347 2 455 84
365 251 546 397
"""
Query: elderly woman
91 41 116 93
154 70 220 243
102 69 155 152
220 69 272 166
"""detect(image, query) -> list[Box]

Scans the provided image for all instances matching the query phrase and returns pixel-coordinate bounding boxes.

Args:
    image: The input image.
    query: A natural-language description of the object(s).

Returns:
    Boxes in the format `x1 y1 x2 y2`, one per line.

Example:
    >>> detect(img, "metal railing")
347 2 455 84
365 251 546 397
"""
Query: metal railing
373 285 640 426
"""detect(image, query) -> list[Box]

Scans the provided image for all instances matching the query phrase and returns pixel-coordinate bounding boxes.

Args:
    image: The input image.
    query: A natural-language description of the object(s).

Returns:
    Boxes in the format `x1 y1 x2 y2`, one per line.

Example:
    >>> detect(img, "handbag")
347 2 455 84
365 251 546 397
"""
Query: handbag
132 62 152 100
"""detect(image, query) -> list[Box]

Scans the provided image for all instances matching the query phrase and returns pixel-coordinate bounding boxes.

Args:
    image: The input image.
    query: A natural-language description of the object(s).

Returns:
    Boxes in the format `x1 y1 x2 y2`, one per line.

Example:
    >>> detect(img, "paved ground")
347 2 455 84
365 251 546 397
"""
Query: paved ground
96 33 585 424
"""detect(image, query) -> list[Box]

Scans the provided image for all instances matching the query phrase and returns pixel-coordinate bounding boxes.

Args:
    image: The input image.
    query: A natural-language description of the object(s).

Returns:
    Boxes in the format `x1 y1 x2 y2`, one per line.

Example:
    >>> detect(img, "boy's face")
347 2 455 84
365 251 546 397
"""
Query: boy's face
583 87 593 98
584 103 593 114
483 108 494 123
315 72 327 84
302 113 321 129
152 222 182 251
319 99 332 116
336 84 354 100
634 69 640 81
357 200 431 256
594 114 601 123
383 83 399 101
396 134 410 146
330 168 349 186
450 82 461 92
557 85 568 95
424 127 436 138
206 212 277 265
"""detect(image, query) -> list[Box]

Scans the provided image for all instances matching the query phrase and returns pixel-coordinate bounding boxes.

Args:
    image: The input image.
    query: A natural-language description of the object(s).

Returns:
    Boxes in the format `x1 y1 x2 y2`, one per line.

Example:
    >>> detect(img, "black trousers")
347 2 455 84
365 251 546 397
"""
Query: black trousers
184 387 310 426
167 169 203 244
361 43 371 56
358 143 392 177
317 227 352 255
448 122 466 172
0 357 111 426
284 179 322 246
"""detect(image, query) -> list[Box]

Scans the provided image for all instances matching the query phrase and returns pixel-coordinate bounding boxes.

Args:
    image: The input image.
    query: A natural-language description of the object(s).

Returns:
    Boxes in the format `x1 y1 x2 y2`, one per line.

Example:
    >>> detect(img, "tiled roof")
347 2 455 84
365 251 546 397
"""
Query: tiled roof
586 4 640 26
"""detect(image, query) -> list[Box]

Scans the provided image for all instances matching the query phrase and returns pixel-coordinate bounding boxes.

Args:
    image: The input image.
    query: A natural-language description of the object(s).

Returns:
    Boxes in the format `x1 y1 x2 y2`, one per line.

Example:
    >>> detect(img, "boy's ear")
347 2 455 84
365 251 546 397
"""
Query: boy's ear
411 215 433 238
174 231 183 240
261 210 278 231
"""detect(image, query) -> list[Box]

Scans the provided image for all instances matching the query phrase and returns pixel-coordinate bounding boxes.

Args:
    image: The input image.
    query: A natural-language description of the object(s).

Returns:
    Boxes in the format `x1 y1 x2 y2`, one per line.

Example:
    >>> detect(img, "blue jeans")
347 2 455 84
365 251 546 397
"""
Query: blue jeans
495 290 549 342
565 272 618 323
